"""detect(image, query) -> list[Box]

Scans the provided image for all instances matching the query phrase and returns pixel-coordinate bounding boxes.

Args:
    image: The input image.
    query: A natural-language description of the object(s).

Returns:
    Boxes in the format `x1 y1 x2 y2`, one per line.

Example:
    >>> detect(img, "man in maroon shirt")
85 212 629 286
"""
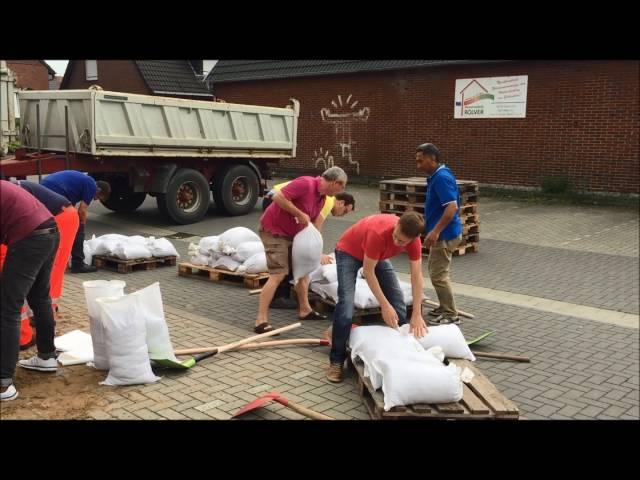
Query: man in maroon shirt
255 166 348 334
327 212 429 383
0 180 61 402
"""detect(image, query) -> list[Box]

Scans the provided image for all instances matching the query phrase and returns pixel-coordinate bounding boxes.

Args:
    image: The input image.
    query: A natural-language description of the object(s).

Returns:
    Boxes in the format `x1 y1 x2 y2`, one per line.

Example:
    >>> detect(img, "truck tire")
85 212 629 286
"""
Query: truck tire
214 164 259 216
156 168 211 224
99 176 147 213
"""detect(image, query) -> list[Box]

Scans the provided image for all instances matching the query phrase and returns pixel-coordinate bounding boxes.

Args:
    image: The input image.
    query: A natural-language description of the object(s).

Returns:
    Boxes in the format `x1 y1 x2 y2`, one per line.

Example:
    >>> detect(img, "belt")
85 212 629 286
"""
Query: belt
29 227 58 237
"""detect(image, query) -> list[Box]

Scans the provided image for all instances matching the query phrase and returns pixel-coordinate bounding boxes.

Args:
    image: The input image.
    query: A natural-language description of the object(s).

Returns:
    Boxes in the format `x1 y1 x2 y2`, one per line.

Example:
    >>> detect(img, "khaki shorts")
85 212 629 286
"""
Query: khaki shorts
259 228 293 275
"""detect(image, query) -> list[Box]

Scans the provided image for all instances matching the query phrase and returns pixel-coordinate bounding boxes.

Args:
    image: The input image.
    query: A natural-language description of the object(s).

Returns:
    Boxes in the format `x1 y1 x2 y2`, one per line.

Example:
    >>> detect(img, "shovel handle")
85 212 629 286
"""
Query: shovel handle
472 351 530 362
174 322 301 355
423 300 475 319
249 289 262 295
283 401 334 420
236 339 329 350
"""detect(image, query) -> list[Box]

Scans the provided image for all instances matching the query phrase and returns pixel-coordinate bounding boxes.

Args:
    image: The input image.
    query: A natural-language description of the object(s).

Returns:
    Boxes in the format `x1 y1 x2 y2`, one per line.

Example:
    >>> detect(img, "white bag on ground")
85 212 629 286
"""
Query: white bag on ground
211 255 241 271
218 227 260 251
231 241 264 263
127 235 148 245
113 243 153 260
147 237 179 257
92 238 122 256
292 224 323 283
400 324 476 361
373 357 464 410
199 236 220 255
130 282 178 362
83 280 126 370
241 252 268 274
83 235 102 266
54 330 94 366
190 253 210 266
310 281 339 302
96 294 160 386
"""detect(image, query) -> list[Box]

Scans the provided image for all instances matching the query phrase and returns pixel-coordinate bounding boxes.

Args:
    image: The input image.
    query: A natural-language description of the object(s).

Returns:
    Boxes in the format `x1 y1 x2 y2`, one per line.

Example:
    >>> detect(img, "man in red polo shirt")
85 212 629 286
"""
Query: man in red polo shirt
326 212 429 383
255 166 348 334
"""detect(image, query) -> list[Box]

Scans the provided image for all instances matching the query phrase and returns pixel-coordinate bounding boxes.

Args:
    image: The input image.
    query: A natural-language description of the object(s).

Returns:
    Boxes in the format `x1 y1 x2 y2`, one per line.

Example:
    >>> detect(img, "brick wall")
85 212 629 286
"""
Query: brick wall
7 61 50 90
212 60 639 194
63 60 151 95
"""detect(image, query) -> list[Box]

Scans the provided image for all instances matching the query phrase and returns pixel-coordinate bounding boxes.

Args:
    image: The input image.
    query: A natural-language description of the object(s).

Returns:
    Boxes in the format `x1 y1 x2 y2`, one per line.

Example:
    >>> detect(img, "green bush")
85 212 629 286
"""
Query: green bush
541 175 570 194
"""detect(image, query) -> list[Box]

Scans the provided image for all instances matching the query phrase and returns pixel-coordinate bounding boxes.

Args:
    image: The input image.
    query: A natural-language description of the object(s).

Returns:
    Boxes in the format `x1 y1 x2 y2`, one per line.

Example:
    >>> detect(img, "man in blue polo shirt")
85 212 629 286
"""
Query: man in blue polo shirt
416 143 463 325
41 171 111 273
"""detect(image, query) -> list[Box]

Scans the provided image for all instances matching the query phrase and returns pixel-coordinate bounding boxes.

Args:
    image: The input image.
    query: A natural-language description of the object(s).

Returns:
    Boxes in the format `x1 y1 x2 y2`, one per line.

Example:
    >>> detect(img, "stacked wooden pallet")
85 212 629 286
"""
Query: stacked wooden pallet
379 177 479 256
178 262 269 289
93 255 177 274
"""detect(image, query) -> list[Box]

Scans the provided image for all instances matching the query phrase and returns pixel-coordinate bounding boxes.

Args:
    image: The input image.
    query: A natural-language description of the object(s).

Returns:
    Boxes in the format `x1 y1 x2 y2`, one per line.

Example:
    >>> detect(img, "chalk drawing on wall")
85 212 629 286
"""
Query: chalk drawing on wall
315 94 370 175
313 147 334 170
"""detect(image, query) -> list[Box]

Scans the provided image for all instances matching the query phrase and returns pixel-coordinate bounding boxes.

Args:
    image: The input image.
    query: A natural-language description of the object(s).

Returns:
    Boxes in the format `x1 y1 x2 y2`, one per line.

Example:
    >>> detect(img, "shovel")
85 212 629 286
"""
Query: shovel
466 330 494 346
174 338 329 356
233 392 334 420
155 322 301 369
471 351 530 362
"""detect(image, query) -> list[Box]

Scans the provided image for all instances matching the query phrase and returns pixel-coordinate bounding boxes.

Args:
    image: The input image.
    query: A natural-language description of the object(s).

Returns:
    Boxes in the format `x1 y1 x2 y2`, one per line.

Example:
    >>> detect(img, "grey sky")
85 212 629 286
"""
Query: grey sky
45 60 68 75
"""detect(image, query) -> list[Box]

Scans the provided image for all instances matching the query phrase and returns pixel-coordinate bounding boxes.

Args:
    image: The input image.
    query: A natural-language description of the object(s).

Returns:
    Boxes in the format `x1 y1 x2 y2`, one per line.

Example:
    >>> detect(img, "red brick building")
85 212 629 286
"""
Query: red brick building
208 60 639 194
60 60 212 100
7 60 56 90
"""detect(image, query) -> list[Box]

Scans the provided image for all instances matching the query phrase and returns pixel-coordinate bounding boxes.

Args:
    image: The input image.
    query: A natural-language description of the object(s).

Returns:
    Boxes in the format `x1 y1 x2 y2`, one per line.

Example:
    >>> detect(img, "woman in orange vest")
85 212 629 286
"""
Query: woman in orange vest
0 180 79 349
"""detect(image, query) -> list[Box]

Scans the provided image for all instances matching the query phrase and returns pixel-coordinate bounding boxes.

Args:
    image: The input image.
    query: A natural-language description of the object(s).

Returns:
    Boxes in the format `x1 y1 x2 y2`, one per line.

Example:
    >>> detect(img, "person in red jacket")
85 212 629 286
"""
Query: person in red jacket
1 180 60 402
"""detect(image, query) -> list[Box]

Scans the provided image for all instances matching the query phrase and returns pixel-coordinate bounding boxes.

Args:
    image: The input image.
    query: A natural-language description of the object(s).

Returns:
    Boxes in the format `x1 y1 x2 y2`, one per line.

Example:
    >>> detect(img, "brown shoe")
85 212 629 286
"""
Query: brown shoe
326 363 344 383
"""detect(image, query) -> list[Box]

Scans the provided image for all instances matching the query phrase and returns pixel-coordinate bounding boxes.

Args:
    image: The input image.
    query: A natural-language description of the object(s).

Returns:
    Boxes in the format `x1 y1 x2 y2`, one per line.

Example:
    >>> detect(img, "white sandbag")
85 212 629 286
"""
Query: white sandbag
147 237 179 257
188 242 199 257
198 236 220 255
54 330 94 366
292 224 323 283
242 252 268 274
130 282 178 362
400 323 476 361
218 227 260 250
83 241 93 266
96 294 160 386
373 357 463 410
82 280 126 370
310 281 339 302
112 243 153 260
211 255 241 271
231 241 264 262
348 325 428 389
127 235 148 245
97 234 129 242
92 238 122 256
309 263 338 284
190 253 211 266
354 278 380 309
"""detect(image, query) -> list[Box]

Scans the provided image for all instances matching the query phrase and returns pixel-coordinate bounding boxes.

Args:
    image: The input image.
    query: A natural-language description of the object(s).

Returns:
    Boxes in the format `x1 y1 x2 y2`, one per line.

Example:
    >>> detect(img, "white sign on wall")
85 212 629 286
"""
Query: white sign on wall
454 75 528 118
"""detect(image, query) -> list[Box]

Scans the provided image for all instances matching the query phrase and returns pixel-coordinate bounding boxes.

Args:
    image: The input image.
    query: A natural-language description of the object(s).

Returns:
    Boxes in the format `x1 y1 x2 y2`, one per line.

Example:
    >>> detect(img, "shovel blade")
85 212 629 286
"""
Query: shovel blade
232 392 281 417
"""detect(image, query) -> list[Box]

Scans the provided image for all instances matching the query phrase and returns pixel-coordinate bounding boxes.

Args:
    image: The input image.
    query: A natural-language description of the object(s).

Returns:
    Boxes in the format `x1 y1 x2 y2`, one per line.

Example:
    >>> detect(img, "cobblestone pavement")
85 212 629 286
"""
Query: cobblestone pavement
1 180 637 420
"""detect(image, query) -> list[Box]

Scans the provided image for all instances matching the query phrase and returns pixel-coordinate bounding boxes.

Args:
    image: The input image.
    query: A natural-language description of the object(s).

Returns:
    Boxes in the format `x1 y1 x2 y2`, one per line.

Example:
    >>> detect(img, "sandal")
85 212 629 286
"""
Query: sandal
254 323 280 335
299 310 328 321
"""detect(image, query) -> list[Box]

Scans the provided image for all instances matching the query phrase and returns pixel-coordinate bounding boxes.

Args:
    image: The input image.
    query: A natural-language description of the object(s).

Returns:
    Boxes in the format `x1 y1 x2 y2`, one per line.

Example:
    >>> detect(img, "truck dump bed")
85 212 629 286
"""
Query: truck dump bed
19 89 298 158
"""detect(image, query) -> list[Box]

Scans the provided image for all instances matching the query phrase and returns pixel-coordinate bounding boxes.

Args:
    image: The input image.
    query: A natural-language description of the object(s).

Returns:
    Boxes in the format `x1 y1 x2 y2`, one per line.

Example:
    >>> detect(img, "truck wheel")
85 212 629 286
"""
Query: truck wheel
99 177 147 213
215 164 259 216
156 168 210 224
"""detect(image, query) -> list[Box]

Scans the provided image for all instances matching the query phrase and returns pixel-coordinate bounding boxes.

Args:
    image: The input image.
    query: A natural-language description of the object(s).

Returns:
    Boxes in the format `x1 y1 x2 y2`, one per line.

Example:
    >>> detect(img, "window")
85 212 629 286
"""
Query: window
85 60 98 81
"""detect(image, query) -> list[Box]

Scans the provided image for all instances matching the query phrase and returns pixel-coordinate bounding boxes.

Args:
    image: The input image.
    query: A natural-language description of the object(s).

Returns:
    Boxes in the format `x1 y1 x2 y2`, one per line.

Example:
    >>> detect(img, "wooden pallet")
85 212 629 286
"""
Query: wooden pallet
422 241 479 257
349 356 519 420
379 201 478 217
177 262 269 288
380 178 479 194
379 190 478 205
93 255 177 274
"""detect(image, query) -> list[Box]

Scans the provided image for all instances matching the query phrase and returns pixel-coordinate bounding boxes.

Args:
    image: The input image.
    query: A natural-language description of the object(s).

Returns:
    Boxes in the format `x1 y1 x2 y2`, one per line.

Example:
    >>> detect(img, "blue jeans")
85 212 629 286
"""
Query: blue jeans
1 228 59 381
329 250 407 365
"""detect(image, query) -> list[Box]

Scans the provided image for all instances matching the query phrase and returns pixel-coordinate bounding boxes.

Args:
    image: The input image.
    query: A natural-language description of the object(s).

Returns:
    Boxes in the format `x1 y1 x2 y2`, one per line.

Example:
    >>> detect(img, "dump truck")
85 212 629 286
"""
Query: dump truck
0 88 299 224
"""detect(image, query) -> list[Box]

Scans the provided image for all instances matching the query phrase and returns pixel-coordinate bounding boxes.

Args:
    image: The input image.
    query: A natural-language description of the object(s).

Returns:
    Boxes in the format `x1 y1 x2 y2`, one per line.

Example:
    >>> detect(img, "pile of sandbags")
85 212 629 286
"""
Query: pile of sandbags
308 258 421 309
83 234 179 265
187 227 268 274
348 325 474 411
82 280 178 386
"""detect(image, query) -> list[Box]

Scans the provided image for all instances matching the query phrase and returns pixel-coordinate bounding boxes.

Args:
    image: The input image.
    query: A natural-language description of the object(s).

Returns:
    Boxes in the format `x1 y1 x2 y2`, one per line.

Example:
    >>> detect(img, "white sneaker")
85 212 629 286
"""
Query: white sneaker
1 384 18 401
18 355 58 372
